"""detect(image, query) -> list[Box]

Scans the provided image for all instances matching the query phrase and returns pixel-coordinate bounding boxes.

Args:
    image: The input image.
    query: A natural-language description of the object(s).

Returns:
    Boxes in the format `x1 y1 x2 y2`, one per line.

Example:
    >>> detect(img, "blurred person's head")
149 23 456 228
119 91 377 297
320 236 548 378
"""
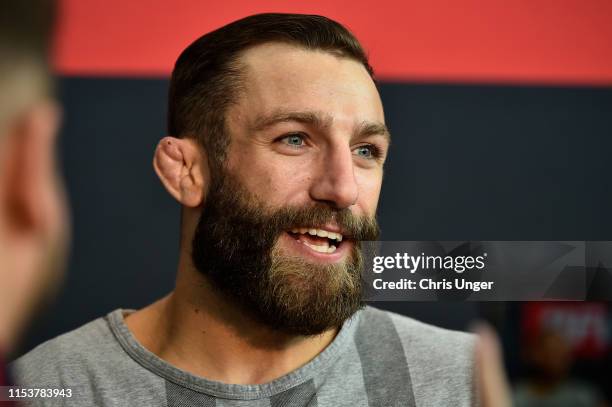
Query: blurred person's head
526 328 573 382
0 0 68 353
154 14 389 336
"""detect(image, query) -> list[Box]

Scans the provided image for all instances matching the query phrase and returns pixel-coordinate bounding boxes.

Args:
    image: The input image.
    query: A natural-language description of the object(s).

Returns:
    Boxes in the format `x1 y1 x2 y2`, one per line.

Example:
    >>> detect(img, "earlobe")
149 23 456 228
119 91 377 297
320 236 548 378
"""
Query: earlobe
153 136 207 207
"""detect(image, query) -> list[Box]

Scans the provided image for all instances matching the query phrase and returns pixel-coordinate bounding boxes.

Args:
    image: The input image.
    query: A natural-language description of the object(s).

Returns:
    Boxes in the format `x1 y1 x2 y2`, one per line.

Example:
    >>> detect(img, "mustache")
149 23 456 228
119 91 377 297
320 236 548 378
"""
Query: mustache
204 172 380 242
267 204 380 241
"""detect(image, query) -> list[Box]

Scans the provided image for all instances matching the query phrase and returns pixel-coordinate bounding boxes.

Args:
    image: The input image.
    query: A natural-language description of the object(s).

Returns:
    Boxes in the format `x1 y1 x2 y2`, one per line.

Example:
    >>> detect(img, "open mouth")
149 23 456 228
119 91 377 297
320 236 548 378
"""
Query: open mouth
286 227 345 254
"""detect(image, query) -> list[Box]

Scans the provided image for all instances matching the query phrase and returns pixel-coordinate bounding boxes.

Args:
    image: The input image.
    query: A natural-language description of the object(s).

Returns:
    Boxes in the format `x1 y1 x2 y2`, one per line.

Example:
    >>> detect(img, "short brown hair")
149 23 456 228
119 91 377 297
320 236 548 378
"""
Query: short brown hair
167 13 374 169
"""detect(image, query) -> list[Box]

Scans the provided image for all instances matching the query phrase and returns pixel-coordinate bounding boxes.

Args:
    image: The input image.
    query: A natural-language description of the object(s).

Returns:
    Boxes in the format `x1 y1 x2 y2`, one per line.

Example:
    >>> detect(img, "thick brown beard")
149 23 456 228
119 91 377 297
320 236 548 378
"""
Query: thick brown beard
192 169 379 336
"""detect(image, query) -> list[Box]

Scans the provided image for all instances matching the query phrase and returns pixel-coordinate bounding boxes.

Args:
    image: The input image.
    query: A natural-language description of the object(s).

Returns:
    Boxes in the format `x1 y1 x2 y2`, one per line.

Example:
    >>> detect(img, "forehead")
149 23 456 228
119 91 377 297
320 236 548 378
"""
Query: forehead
232 42 384 128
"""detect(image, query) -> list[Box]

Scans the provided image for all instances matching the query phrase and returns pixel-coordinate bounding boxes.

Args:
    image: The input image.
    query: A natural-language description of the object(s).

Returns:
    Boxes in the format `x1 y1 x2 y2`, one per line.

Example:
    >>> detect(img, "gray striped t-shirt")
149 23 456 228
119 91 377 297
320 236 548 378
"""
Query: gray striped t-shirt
12 306 476 406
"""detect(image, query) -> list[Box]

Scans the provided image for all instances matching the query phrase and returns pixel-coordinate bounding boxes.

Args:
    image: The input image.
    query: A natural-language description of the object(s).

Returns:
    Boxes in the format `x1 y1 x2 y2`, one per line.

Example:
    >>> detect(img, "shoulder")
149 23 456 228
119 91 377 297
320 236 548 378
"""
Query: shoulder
359 305 476 355
10 310 168 405
357 306 476 405
10 311 122 387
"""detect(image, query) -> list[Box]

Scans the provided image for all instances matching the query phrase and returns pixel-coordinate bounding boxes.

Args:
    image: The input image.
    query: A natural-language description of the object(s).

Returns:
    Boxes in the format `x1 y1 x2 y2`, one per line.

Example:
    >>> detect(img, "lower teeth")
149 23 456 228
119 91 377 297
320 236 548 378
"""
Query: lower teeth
303 241 337 253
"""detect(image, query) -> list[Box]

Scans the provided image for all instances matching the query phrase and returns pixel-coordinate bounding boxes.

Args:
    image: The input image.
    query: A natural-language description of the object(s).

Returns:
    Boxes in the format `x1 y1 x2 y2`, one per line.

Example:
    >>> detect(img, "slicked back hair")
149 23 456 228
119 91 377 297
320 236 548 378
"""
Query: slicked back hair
167 13 374 172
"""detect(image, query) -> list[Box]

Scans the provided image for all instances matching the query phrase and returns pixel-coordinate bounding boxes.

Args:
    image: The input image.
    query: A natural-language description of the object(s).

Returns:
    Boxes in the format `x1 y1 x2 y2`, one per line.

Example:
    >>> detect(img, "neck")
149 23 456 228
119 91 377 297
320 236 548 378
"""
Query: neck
125 254 338 385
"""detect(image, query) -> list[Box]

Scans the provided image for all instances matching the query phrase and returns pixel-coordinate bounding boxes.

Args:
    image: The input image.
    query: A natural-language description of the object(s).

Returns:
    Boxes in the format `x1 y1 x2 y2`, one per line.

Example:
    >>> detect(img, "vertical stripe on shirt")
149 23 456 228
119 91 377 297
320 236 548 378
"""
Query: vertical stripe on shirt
355 309 416 406
270 379 317 407
166 380 216 407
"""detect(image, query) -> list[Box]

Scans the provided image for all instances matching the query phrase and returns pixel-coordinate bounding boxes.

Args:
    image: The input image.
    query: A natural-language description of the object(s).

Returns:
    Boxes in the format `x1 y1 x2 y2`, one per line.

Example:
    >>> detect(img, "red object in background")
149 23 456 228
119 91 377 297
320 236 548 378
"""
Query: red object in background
54 0 612 86
521 303 610 359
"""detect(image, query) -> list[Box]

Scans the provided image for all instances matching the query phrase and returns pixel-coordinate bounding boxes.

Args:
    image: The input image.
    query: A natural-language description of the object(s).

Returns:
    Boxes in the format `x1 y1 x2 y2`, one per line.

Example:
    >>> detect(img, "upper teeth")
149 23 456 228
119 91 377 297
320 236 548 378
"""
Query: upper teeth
290 228 343 242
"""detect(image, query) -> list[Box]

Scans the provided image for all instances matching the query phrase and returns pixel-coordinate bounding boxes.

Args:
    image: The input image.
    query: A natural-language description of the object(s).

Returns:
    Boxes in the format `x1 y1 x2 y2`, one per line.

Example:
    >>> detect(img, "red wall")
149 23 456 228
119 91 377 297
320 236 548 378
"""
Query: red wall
54 0 612 85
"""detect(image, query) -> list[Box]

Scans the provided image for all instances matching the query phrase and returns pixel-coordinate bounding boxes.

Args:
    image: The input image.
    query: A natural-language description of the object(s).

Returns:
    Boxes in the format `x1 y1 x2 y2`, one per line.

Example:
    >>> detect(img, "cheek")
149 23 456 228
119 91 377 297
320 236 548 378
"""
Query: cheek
229 152 314 206
356 170 383 214
262 161 316 206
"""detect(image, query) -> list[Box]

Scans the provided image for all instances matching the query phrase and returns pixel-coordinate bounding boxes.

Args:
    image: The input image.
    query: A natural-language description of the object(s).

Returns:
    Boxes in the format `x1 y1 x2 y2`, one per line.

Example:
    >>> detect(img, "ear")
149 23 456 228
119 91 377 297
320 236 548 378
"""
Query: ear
153 136 208 207
1 100 63 239
0 100 68 352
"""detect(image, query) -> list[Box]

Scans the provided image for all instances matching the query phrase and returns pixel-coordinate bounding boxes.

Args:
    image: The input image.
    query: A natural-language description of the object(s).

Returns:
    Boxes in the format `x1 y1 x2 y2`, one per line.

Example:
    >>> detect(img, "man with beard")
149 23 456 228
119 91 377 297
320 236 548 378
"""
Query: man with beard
13 13 486 406
0 0 68 393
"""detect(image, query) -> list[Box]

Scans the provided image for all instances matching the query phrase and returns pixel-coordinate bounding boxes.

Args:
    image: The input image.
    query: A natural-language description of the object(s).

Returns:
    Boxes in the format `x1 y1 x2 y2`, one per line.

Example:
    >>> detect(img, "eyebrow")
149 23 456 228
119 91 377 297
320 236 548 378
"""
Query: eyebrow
355 121 391 144
251 109 391 142
251 110 332 132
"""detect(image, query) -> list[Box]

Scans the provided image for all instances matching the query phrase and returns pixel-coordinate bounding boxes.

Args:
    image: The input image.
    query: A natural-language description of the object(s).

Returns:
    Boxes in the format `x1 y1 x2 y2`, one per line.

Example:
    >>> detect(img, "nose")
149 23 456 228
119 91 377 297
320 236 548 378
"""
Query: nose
309 143 359 209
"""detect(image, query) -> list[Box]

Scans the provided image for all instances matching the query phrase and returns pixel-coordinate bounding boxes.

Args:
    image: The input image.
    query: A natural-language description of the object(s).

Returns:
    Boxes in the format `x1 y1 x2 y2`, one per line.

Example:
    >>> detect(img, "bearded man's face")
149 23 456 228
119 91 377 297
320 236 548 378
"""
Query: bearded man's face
192 169 379 335
191 43 389 335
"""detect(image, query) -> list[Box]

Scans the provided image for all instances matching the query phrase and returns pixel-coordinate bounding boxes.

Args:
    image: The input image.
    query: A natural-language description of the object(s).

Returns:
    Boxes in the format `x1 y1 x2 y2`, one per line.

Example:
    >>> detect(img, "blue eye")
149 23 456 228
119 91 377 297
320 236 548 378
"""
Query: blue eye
355 145 375 159
281 133 305 147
